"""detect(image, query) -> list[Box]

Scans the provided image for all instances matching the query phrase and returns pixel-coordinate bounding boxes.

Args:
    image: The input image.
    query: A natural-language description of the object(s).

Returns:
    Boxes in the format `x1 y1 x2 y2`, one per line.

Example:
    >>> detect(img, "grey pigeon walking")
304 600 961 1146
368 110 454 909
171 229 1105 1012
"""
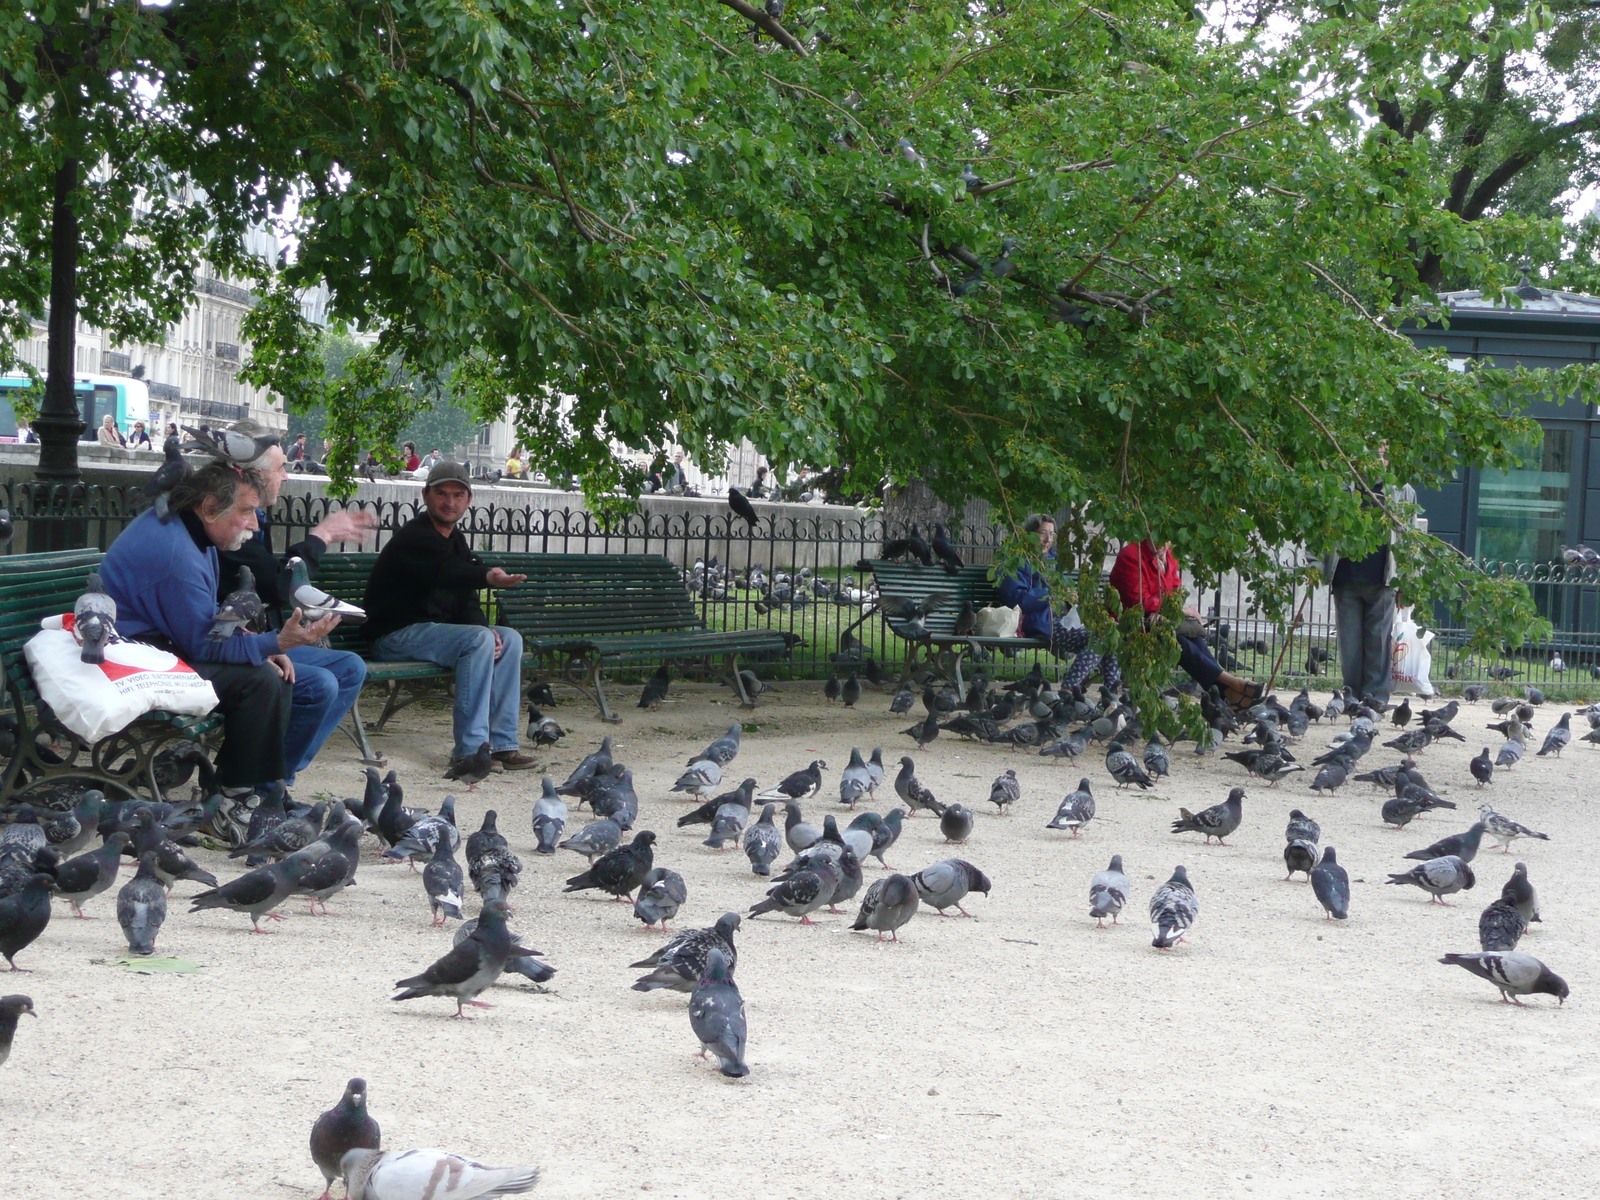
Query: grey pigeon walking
940 803 974 844
391 898 525 1018
987 770 1021 814
116 851 168 956
1150 866 1198 949
1386 855 1475 904
689 948 749 1077
557 818 622 864
911 858 990 917
1283 840 1319 881
531 779 567 855
1470 747 1493 786
1046 780 1095 837
1439 951 1567 1005
783 803 821 853
1089 855 1129 927
1106 742 1153 789
1404 822 1488 864
851 874 920 942
1285 809 1321 845
694 724 743 767
52 832 129 918
1478 896 1527 951
1537 712 1572 757
743 805 782 876
443 742 494 792
1310 846 1349 920
894 757 940 816
1171 788 1244 845
631 912 740 993
1502 861 1541 924
839 748 873 808
0 874 55 969
633 867 687 930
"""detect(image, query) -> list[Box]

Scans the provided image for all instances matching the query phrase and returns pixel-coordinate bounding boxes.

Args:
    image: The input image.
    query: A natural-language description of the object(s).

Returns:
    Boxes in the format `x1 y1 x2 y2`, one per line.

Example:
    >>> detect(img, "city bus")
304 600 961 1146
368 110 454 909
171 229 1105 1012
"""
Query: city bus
0 374 151 442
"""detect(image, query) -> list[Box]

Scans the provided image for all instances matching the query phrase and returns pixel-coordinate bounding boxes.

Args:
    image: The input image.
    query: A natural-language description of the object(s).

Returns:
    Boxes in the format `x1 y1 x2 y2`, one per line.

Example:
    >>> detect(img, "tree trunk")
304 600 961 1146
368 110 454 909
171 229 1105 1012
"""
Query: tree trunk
36 157 84 483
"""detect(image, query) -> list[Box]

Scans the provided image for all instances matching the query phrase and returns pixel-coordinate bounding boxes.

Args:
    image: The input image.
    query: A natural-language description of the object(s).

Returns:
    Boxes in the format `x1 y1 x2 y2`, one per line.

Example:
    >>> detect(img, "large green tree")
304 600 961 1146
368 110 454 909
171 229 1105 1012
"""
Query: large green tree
5 0 1593 711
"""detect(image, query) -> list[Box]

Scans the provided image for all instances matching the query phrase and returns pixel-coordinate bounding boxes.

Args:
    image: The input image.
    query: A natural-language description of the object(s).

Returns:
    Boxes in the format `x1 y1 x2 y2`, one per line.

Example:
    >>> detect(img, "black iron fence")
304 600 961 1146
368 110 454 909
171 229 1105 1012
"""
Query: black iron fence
4 480 1597 691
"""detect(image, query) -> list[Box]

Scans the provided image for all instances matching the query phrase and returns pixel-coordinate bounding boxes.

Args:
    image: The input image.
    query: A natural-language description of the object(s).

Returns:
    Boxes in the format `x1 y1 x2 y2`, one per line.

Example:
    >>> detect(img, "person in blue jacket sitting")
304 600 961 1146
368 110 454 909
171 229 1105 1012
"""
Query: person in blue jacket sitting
998 513 1121 691
100 461 342 839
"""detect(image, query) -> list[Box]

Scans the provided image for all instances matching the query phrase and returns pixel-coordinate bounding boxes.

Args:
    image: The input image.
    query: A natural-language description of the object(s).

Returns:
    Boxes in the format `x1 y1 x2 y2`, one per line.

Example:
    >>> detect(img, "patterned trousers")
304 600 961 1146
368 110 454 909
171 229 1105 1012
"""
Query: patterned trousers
1050 624 1122 691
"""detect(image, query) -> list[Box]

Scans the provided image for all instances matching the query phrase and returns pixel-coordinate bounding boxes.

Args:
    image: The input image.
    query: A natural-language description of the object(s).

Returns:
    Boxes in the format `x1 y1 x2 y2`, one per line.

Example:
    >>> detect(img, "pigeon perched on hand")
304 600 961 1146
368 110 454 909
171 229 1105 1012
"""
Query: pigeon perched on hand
1438 951 1567 1006
1089 855 1129 927
286 556 366 625
1149 865 1197 949
310 1079 381 1200
1171 788 1244 845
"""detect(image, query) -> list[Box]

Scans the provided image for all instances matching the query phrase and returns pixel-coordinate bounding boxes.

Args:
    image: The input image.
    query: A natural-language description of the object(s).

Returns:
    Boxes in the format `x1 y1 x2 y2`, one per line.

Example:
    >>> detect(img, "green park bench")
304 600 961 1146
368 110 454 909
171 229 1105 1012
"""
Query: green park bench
0 549 223 805
491 552 790 722
865 558 1052 690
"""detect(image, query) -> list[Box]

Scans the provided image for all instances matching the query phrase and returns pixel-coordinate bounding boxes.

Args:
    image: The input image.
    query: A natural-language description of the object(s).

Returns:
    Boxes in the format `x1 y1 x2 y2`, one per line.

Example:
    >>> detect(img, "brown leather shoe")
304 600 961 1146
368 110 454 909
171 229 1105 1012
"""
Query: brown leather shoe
492 750 538 770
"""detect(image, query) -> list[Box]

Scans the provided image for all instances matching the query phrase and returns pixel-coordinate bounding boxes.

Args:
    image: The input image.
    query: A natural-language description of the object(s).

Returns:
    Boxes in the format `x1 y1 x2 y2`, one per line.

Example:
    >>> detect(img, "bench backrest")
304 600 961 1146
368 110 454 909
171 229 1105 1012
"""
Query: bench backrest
0 549 109 710
494 553 705 637
313 551 705 641
867 559 1006 638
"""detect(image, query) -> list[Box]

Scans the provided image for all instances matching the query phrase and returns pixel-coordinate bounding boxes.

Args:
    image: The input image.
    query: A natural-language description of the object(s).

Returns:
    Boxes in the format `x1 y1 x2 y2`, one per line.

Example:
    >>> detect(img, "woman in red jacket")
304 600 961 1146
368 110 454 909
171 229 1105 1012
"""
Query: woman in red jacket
1111 539 1262 709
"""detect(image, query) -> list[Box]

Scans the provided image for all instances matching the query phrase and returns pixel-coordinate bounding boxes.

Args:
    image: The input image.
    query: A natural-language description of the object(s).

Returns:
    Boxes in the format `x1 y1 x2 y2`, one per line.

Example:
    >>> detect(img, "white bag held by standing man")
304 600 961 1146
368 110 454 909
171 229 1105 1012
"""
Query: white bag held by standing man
1389 605 1436 698
24 614 219 744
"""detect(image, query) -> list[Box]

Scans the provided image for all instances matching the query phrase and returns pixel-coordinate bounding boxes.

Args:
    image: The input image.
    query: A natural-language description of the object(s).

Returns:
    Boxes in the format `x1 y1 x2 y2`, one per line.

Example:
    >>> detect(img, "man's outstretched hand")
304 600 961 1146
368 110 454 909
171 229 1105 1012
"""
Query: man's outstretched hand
486 567 527 588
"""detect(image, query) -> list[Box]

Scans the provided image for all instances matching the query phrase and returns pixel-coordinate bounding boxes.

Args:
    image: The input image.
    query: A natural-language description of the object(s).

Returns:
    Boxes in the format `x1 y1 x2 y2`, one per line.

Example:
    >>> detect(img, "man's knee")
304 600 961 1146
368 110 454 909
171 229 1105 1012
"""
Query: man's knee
334 652 368 689
293 667 338 708
496 627 523 658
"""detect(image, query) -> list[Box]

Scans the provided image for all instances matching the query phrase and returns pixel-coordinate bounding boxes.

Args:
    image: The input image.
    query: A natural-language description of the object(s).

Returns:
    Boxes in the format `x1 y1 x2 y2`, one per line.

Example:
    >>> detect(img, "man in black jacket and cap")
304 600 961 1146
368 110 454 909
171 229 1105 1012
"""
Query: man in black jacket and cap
364 460 537 770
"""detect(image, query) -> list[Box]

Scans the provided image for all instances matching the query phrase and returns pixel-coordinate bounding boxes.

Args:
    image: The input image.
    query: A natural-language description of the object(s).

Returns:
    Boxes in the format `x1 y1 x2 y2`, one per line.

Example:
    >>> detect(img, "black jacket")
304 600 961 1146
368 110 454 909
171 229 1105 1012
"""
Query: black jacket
217 510 327 632
362 514 491 640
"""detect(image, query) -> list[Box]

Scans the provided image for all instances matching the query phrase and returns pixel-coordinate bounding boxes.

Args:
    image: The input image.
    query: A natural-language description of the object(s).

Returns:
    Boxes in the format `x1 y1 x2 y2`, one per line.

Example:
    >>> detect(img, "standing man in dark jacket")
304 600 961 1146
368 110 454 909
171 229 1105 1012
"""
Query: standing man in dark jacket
364 461 536 770
216 425 374 785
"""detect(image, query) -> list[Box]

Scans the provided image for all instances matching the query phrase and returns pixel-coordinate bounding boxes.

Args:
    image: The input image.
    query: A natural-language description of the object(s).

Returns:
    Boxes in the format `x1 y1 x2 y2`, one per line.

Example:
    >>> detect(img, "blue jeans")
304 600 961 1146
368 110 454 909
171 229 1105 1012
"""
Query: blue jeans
370 623 523 759
284 646 368 782
1176 634 1225 690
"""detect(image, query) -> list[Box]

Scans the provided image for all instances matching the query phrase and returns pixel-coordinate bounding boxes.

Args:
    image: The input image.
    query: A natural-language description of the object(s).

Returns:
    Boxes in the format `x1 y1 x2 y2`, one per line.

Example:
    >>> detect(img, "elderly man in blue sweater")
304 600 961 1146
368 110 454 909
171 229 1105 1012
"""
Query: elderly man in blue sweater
997 513 1122 691
100 462 341 823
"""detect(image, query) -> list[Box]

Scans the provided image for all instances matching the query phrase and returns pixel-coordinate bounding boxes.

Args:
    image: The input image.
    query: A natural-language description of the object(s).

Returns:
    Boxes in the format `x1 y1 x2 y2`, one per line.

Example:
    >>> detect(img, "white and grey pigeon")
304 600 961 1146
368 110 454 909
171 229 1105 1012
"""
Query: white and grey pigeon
864 748 886 794
1438 951 1568 1006
1478 804 1550 853
839 748 873 809
73 572 118 665
181 424 280 466
1046 779 1095 837
286 556 366 624
530 778 567 855
1150 865 1198 949
339 1148 539 1200
1143 740 1170 779
1089 854 1129 927
1285 808 1320 845
1495 738 1524 769
672 759 723 799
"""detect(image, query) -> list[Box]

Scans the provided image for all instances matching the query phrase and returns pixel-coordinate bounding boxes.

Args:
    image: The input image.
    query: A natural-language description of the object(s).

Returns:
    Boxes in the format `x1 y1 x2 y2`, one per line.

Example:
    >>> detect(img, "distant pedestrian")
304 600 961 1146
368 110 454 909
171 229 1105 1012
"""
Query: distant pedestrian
1322 478 1418 705
402 441 421 471
127 420 151 450
97 414 126 447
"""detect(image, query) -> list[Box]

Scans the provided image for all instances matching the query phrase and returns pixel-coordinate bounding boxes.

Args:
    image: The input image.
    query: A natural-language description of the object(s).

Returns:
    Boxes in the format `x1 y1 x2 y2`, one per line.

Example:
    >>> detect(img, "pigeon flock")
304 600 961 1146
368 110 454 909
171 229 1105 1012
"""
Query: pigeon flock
0 660 1585 1196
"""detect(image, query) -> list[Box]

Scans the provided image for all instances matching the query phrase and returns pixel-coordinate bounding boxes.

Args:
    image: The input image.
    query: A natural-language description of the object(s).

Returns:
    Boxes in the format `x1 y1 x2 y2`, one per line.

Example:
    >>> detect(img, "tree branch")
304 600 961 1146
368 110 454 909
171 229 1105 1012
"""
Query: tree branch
1461 109 1600 222
1300 260 1408 341
714 0 808 56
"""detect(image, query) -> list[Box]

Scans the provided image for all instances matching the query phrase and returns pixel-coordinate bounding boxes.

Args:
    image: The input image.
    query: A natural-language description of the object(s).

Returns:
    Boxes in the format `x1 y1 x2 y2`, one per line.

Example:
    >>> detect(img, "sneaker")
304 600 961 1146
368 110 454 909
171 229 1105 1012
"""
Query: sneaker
491 749 538 770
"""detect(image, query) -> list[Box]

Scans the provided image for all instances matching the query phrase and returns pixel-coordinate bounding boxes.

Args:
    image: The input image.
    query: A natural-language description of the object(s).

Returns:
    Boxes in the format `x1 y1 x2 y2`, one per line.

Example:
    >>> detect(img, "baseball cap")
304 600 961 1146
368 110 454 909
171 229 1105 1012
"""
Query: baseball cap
425 460 473 489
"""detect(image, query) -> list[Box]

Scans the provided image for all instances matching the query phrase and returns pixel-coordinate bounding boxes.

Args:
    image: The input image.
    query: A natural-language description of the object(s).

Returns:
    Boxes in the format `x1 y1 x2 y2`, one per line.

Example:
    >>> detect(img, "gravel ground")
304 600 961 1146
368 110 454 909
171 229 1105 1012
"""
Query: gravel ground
1 681 1594 1200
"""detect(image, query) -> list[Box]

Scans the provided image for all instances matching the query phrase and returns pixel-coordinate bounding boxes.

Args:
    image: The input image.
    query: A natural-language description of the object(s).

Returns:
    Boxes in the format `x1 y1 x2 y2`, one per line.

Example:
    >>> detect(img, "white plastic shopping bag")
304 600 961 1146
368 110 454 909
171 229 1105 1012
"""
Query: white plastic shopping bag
974 605 1022 638
24 614 219 743
1390 606 1436 698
